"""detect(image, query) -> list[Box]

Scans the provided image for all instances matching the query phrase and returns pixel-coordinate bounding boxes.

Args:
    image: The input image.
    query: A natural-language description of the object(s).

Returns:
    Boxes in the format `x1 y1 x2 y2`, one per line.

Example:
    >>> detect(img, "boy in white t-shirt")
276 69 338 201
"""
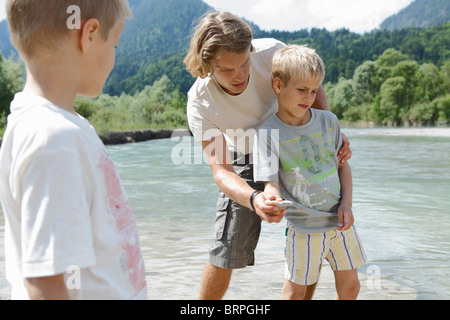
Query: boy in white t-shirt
184 11 352 300
0 0 147 299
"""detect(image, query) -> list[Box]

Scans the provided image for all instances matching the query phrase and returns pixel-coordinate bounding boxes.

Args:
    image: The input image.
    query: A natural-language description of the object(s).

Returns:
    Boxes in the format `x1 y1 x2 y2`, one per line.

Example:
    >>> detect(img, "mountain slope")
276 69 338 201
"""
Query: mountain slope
104 0 211 95
380 0 450 30
0 20 16 57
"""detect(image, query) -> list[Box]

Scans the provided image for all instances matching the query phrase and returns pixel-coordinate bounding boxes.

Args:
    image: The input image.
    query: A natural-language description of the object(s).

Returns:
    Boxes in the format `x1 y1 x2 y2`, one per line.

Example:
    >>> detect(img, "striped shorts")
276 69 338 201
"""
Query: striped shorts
284 223 367 286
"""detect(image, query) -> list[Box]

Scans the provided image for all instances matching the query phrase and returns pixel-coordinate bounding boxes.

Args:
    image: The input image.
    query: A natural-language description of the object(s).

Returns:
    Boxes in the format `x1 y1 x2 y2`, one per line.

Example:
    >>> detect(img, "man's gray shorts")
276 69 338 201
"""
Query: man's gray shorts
208 153 265 269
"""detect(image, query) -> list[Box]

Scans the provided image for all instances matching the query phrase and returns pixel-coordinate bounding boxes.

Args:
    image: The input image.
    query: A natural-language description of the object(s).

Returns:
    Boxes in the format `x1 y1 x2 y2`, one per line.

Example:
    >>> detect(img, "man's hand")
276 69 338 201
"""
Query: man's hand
338 133 352 164
252 192 286 223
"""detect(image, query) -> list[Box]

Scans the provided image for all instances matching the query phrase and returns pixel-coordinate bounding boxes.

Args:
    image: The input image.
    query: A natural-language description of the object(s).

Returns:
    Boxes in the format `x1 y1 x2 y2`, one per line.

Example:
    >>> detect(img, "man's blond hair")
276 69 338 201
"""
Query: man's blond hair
272 45 325 86
6 0 132 60
184 11 254 79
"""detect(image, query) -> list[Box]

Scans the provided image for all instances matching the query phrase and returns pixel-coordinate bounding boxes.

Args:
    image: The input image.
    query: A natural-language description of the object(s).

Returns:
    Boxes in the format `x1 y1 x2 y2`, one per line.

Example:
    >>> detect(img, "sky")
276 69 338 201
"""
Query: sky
0 0 414 34
202 0 414 33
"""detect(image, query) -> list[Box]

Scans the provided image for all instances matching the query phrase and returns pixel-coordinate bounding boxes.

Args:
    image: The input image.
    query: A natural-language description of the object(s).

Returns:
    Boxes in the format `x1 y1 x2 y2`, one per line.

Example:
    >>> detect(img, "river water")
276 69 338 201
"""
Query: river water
1 127 449 300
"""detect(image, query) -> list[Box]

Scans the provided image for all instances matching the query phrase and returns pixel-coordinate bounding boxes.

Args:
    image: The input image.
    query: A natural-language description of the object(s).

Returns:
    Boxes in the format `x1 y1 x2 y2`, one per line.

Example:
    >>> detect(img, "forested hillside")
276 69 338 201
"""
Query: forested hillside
255 23 450 85
104 0 210 96
0 0 449 133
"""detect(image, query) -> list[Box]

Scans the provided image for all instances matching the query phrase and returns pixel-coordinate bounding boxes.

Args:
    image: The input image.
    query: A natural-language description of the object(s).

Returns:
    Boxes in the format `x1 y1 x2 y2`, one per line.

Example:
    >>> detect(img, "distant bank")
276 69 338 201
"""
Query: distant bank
99 128 192 145
0 129 193 147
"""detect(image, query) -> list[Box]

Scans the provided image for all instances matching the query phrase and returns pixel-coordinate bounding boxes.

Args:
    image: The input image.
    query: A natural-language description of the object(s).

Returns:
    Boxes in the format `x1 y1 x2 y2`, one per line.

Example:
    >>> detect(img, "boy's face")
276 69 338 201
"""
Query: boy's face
210 49 251 96
274 77 321 126
80 17 125 98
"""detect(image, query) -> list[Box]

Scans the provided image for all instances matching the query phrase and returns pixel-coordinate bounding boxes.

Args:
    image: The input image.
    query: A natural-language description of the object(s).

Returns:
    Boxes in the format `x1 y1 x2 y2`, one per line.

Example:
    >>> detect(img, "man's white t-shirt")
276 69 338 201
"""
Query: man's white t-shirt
187 38 285 155
0 93 147 300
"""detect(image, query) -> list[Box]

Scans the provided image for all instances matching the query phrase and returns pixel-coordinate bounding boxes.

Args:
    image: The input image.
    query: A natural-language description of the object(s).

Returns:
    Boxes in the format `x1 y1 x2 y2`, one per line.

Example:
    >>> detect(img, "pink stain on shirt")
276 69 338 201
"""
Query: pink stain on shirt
99 150 147 296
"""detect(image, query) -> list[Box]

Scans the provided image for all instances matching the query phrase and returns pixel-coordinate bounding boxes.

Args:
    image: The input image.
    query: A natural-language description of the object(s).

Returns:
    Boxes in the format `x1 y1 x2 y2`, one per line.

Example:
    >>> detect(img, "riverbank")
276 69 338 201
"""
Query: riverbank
0 128 193 147
99 128 192 145
98 125 450 145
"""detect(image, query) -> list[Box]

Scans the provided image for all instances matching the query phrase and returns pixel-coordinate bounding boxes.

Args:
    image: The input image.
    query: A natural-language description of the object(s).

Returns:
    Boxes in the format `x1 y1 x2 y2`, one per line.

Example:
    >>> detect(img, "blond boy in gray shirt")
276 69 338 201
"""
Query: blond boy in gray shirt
254 45 367 300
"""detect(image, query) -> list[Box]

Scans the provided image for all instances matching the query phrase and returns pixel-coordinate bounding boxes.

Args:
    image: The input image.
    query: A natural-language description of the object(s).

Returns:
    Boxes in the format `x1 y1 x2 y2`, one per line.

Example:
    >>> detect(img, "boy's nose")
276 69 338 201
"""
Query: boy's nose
304 92 313 102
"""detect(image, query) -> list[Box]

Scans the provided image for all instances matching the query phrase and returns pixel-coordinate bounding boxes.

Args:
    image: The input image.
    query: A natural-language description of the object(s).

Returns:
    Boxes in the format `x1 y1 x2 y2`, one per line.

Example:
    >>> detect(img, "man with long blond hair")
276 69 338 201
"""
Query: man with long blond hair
184 11 352 300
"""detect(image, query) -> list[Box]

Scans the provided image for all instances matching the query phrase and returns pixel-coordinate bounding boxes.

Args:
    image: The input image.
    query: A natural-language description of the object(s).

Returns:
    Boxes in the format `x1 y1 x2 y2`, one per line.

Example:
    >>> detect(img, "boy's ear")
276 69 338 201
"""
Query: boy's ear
80 18 101 53
273 77 282 94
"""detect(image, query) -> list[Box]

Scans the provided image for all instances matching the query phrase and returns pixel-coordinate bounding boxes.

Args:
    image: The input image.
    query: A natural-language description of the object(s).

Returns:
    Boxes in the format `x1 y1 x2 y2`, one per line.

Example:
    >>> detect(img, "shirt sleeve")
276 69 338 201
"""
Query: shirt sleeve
253 127 280 183
333 115 343 152
187 98 222 142
20 142 96 278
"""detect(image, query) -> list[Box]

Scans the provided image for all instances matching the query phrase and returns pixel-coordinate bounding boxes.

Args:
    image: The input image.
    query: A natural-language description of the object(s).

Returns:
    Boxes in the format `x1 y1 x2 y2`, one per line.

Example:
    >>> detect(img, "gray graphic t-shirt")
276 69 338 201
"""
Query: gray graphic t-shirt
253 109 343 234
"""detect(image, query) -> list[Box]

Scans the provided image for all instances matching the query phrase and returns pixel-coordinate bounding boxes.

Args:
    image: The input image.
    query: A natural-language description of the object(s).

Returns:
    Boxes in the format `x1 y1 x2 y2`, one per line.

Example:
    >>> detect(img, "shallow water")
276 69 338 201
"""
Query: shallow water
1 127 449 299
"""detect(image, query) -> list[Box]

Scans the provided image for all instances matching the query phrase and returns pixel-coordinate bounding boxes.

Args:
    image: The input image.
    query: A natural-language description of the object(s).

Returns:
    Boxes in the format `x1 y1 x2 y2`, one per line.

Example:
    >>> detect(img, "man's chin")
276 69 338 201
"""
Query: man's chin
227 82 248 95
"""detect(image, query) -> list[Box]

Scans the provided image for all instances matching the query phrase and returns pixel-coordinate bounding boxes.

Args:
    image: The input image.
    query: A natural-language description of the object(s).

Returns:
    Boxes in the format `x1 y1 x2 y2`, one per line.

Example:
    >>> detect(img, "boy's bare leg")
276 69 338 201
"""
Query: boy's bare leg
199 261 318 300
303 282 318 300
199 262 232 300
281 279 307 300
334 269 360 300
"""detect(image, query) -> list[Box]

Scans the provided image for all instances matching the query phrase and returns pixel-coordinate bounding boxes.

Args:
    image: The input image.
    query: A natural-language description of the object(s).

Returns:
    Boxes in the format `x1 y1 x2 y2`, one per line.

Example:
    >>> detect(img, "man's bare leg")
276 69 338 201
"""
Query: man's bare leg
199 262 232 300
199 261 318 300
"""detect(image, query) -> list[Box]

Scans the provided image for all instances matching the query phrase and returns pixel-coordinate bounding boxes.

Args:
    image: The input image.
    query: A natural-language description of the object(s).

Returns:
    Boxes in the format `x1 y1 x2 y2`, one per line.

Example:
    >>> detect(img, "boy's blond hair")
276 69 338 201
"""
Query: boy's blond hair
6 0 132 60
184 11 254 79
272 44 325 86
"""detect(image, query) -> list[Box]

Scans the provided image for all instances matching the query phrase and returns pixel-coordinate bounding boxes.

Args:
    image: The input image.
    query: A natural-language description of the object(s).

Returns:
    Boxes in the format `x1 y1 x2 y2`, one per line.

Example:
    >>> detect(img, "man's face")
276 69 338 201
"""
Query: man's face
210 50 251 96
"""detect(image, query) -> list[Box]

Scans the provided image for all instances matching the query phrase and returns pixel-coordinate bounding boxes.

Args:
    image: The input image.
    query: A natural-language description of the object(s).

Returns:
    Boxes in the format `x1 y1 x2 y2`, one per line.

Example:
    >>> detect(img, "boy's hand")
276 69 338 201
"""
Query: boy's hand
252 193 286 223
336 203 354 231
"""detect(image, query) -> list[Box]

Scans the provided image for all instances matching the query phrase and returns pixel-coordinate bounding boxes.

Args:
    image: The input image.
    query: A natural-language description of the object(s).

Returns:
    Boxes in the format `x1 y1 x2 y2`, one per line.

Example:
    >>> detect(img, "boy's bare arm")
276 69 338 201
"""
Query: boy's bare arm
25 274 70 300
337 161 354 231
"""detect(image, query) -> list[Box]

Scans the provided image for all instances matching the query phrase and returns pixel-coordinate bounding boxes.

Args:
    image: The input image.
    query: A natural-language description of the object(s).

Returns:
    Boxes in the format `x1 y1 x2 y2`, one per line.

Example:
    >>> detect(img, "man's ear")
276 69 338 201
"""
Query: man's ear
273 77 282 94
79 18 101 53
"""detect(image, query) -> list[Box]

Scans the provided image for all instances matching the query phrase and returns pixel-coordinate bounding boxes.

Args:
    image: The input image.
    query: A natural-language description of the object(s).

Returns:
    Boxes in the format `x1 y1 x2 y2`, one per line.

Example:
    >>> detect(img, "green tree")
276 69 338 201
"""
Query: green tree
440 61 450 94
352 60 378 103
435 94 450 123
375 48 409 84
0 54 25 115
391 60 419 108
418 63 443 102
379 76 407 123
328 78 354 119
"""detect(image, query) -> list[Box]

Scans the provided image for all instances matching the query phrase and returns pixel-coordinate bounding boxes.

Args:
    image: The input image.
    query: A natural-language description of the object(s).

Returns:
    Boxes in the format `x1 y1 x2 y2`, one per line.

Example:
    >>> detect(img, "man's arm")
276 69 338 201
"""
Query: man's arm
25 274 70 300
312 85 330 111
313 86 352 163
201 135 284 223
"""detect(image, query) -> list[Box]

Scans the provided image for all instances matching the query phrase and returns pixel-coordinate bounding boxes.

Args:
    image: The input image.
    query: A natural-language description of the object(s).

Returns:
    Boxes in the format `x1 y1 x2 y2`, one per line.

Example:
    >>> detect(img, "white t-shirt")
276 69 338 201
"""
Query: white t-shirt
187 38 285 155
0 93 147 300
